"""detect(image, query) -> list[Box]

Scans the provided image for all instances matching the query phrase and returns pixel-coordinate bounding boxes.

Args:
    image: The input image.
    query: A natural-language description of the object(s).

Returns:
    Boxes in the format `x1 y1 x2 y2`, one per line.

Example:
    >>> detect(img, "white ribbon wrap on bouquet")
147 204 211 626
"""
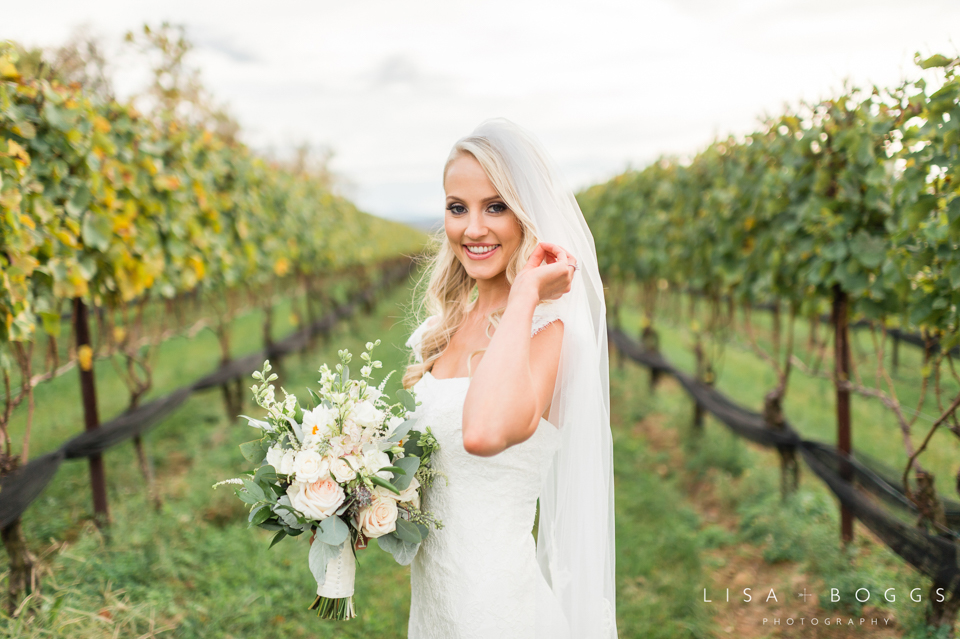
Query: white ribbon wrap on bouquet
316 541 356 598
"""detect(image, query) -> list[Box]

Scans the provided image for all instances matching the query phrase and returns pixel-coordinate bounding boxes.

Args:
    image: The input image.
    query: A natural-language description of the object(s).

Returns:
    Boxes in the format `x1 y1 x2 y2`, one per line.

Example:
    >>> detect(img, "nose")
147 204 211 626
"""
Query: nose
464 208 488 241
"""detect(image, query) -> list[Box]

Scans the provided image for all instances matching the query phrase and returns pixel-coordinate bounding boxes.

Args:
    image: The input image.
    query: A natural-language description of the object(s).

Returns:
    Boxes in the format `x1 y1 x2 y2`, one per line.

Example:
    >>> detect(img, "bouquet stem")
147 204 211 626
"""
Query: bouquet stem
309 594 357 620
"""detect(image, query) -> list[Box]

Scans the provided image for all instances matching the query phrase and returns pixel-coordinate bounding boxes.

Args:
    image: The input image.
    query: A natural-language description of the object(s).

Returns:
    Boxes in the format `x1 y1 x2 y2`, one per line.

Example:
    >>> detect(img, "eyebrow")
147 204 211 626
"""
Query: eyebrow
445 195 503 203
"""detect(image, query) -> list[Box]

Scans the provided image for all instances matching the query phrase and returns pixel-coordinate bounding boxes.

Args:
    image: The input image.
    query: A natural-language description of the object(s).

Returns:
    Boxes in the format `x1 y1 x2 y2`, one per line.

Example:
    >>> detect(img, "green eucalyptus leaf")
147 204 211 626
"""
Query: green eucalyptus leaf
392 455 420 491
394 518 422 544
240 440 266 463
242 479 266 502
396 389 416 412
315 515 349 546
377 531 420 565
269 529 288 548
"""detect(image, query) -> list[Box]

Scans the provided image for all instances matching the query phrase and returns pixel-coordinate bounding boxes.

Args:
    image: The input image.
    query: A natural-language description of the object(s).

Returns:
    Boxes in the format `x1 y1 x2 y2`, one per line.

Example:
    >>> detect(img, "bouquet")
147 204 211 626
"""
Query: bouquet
213 341 443 620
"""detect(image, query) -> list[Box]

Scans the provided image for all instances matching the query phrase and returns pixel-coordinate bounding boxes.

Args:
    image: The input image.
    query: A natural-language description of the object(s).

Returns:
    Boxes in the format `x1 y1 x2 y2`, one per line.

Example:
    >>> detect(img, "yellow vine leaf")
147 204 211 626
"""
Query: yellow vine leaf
78 344 93 371
188 256 206 280
0 59 19 80
7 140 30 166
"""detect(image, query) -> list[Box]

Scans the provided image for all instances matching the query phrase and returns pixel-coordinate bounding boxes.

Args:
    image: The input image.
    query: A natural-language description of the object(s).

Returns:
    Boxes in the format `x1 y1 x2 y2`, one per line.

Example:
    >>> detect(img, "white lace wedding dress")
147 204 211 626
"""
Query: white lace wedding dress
403 303 571 639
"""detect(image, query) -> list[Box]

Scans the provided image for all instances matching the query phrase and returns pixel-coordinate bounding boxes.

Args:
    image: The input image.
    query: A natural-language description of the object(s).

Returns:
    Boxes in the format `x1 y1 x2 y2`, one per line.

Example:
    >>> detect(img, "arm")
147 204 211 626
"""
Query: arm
461 242 574 457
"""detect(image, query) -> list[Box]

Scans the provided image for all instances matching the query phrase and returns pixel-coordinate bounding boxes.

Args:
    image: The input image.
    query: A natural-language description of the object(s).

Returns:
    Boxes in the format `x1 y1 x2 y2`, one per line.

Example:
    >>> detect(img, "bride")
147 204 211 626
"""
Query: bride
401 118 618 638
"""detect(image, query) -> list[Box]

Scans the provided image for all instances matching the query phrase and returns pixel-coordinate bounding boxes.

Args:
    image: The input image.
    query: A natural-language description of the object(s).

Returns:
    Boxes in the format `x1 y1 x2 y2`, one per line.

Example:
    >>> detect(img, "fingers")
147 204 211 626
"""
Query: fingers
537 242 574 265
524 243 548 269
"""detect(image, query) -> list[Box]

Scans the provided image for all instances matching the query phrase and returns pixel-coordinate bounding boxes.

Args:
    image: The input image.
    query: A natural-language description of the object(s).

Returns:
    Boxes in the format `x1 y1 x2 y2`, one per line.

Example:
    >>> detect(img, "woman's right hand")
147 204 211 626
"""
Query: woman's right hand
511 241 577 304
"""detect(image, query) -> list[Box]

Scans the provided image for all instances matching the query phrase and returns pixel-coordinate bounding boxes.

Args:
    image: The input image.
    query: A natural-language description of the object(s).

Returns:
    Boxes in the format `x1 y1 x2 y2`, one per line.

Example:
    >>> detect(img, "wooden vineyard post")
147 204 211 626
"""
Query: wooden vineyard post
641 322 661 392
831 284 853 546
73 297 110 530
692 339 713 433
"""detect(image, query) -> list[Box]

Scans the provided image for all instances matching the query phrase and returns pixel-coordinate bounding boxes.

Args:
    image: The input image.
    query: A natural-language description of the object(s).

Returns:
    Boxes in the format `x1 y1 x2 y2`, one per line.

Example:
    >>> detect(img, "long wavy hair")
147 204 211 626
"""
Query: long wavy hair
401 134 542 389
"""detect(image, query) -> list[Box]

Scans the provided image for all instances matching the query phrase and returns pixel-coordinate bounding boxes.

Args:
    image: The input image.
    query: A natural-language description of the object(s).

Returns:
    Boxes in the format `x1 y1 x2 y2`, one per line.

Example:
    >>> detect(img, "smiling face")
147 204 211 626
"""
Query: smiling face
443 152 522 281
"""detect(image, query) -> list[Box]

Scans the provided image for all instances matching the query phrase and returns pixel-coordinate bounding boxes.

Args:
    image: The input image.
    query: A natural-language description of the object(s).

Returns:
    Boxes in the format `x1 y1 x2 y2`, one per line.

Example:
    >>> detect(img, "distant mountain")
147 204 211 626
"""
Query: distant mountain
399 215 444 234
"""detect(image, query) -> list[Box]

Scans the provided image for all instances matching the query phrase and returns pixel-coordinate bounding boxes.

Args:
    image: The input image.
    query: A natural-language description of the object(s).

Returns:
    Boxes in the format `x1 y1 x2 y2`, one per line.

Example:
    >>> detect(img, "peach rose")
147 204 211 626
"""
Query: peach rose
357 493 398 538
287 477 344 521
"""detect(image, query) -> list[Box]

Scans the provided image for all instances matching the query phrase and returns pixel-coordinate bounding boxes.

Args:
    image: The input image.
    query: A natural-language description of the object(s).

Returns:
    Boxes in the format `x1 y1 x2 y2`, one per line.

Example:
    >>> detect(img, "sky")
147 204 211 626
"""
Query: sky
5 1 960 223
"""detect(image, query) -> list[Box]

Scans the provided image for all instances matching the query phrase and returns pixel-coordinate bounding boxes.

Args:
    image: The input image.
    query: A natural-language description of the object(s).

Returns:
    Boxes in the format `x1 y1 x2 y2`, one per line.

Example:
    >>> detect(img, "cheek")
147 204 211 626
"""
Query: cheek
499 217 522 248
444 219 462 246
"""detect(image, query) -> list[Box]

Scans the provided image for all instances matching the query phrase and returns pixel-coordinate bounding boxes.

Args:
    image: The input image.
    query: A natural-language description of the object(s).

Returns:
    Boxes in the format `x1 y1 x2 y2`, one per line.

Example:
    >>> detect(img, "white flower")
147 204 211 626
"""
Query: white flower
357 493 398 538
263 386 276 404
265 444 284 470
286 477 344 521
325 434 347 458
351 400 383 429
361 425 379 445
380 476 421 510
283 391 297 415
365 386 383 403
302 405 337 445
361 365 372 377
330 455 358 483
278 449 297 475
360 446 392 480
342 420 363 446
294 449 329 483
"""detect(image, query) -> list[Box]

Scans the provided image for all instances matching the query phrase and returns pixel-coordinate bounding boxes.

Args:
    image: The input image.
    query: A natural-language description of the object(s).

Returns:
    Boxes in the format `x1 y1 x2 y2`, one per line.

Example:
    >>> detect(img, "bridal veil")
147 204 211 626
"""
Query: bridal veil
457 118 618 638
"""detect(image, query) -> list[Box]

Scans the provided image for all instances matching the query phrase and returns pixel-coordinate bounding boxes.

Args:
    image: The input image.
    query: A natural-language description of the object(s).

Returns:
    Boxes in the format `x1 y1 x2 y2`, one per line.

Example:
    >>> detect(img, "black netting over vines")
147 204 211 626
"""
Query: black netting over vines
610 327 960 596
0 259 414 529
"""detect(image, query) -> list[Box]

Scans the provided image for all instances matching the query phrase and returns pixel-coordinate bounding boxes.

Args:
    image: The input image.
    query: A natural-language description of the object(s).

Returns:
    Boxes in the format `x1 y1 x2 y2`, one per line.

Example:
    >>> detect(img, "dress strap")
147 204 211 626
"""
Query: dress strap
405 315 439 364
531 302 563 337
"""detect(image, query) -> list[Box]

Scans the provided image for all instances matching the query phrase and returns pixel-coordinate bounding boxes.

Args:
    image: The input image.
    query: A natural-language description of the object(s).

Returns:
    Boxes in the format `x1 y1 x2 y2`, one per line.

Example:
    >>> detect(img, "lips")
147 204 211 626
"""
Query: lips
463 244 501 260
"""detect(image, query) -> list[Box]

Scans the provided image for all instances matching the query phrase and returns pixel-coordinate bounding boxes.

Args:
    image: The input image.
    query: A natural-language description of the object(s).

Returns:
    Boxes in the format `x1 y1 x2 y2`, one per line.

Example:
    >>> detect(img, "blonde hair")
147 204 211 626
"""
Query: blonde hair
401 135 542 389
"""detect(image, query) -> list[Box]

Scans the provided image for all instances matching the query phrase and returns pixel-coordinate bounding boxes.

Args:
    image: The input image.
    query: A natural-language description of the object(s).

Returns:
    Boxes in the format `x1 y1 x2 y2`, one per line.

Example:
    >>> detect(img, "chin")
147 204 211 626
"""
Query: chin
462 261 505 281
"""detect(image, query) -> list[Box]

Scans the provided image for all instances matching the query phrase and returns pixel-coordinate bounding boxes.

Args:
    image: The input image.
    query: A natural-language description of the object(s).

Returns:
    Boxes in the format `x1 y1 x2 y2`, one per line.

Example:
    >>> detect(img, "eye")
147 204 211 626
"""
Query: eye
488 202 508 214
446 203 466 215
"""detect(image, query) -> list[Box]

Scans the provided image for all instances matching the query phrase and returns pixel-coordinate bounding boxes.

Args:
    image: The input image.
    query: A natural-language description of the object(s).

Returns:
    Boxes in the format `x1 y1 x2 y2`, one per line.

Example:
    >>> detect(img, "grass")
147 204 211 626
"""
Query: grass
611 285 960 638
6 271 957 637
2 277 417 638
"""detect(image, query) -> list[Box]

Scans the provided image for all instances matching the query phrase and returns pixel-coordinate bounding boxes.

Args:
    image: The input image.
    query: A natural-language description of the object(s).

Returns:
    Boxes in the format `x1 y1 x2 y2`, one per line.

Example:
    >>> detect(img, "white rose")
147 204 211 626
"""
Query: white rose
360 446 392 480
365 386 382 403
265 444 284 470
278 449 297 475
330 455 358 483
380 476 421 510
302 406 337 444
286 477 345 521
294 449 329 483
357 493 398 538
351 400 383 429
